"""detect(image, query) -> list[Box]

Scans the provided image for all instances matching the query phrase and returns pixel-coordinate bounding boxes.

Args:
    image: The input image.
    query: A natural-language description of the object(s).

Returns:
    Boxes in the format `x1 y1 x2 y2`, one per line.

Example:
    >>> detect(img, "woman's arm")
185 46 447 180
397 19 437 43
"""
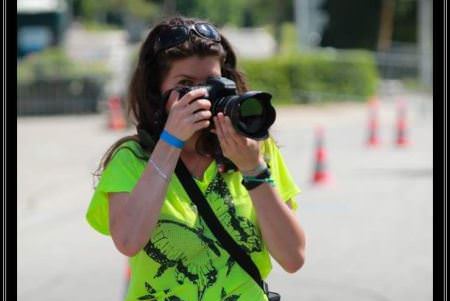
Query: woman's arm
247 184 306 273
213 113 306 273
109 139 181 257
108 88 212 257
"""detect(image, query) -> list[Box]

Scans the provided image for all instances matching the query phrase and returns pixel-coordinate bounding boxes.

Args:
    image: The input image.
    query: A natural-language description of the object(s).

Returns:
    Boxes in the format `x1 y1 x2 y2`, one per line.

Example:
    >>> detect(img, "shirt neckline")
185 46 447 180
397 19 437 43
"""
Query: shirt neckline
193 160 217 184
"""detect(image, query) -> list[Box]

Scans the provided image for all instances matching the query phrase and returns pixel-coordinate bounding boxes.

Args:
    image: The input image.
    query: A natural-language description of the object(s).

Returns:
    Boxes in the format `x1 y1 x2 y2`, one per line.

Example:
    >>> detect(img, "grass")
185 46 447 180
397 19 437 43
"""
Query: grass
401 78 432 93
81 21 122 32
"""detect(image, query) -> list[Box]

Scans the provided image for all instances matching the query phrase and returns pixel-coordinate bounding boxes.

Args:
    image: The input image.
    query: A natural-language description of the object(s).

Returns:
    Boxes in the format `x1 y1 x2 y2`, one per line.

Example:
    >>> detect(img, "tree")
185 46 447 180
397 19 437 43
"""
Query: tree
320 0 382 50
75 0 159 24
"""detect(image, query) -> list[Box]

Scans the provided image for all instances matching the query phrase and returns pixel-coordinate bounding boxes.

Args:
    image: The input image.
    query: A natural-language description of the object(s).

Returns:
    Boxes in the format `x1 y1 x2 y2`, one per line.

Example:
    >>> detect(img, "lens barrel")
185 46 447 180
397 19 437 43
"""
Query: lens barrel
213 91 275 140
169 77 276 140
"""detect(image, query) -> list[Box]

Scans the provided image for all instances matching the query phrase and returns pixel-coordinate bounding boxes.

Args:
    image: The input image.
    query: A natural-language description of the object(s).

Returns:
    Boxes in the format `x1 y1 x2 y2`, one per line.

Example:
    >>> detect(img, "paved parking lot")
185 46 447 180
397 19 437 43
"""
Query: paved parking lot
17 92 433 301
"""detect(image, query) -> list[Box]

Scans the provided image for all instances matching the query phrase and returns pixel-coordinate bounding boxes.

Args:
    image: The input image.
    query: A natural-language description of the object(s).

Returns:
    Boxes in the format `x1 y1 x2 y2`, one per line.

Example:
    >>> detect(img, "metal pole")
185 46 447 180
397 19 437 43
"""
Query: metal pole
295 0 310 51
418 0 433 88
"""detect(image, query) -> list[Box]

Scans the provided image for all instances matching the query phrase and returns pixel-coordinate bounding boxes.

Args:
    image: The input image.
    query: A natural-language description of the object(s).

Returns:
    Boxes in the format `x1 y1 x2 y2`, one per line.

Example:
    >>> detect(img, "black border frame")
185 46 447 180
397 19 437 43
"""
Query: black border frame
3 1 447 300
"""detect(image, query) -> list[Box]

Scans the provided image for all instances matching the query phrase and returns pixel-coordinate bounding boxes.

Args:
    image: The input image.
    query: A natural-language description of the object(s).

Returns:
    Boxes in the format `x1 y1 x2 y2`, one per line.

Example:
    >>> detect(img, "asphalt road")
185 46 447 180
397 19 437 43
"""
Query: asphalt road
17 92 433 301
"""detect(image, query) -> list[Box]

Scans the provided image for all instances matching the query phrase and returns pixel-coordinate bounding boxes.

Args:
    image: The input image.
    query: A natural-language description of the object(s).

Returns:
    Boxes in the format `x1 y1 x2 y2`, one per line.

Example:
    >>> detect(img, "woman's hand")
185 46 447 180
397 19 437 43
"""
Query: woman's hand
164 89 212 141
213 112 263 171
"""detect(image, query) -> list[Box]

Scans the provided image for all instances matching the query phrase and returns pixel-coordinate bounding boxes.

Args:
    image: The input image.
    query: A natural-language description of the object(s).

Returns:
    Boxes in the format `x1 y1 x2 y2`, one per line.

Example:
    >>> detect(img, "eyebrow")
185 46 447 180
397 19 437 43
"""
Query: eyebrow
174 74 197 80
174 72 221 80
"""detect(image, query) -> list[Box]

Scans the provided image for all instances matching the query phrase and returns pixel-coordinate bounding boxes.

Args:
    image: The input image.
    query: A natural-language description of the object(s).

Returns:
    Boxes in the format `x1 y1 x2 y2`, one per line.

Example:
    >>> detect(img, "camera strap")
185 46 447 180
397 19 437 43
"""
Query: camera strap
175 160 281 300
137 129 279 300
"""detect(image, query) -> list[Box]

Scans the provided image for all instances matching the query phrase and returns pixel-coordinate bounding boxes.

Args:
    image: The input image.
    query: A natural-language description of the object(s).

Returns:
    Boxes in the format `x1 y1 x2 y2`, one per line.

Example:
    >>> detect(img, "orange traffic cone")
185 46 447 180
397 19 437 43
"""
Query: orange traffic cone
123 264 131 298
107 96 126 130
312 126 332 185
367 97 381 147
395 98 409 147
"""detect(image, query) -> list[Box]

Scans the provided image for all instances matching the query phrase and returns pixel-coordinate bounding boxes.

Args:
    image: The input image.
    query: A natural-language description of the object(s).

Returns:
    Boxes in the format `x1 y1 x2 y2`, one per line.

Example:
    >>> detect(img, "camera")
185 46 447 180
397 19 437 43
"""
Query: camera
172 76 276 140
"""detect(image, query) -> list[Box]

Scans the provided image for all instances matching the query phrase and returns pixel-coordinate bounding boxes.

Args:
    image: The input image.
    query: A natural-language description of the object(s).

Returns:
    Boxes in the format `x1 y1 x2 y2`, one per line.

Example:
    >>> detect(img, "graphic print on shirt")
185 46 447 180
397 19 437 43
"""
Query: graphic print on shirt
141 172 263 301
204 173 263 255
221 287 241 301
138 281 186 300
143 219 221 301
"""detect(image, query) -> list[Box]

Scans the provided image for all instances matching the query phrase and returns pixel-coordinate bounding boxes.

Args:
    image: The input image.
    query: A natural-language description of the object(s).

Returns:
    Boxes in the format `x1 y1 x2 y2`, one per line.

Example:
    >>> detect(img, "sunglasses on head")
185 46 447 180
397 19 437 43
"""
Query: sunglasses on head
154 22 221 54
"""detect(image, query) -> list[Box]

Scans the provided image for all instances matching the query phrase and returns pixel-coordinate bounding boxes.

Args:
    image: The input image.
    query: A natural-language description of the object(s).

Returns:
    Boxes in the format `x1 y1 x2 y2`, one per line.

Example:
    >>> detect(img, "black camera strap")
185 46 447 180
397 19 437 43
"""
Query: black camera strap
174 160 265 290
137 129 279 300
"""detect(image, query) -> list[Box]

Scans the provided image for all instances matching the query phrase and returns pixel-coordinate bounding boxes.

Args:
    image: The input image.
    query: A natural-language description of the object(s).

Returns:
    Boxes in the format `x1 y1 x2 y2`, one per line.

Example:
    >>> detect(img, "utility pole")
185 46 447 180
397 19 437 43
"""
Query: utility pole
377 0 396 52
274 0 286 53
418 0 433 88
294 0 327 51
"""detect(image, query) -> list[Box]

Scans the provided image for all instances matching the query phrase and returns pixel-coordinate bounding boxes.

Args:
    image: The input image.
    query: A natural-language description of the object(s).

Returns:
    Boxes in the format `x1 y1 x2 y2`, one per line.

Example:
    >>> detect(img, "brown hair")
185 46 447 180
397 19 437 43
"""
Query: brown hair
94 16 248 178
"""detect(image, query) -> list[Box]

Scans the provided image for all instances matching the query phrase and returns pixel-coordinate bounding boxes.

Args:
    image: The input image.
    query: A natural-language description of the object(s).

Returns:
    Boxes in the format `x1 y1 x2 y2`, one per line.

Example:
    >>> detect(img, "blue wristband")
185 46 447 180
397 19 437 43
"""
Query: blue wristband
160 130 185 149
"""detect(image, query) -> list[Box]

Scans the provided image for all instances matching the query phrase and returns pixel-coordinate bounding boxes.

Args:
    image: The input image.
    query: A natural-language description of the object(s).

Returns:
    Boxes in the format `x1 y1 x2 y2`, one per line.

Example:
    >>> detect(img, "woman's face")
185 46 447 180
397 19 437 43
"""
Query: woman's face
161 55 222 113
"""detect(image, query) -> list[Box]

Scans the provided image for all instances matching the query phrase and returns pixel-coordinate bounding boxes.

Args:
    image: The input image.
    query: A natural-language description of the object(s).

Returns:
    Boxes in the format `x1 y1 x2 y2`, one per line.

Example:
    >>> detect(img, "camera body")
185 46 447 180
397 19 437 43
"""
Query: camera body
177 76 237 106
175 76 275 140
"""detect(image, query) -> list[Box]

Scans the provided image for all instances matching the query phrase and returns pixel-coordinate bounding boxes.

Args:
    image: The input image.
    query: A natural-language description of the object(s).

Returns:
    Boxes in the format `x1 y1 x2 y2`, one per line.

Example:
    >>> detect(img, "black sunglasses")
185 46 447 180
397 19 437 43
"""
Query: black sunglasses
154 22 221 54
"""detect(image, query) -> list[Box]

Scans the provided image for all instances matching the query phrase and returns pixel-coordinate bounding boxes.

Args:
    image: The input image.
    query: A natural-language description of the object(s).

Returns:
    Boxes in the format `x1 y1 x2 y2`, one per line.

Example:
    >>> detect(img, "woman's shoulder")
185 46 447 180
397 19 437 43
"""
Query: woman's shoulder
112 139 149 162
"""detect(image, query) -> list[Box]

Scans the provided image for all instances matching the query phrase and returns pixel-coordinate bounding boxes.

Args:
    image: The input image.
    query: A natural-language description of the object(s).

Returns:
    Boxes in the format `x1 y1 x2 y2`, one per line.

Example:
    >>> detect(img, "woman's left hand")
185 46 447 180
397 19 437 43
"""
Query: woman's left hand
213 112 263 171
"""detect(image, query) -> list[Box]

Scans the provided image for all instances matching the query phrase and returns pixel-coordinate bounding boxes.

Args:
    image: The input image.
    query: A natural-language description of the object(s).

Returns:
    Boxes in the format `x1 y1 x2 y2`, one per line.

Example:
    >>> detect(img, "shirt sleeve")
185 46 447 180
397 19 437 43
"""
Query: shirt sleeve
262 137 302 211
86 145 143 236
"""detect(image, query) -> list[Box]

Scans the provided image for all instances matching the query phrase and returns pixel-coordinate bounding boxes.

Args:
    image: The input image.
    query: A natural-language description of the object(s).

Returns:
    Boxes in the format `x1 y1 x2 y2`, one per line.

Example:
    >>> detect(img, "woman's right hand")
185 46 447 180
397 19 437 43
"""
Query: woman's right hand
164 88 212 141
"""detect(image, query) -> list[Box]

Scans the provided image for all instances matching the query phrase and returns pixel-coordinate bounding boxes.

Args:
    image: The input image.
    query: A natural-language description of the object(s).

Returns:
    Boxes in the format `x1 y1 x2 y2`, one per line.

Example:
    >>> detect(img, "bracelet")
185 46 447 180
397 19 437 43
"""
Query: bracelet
242 168 274 190
240 161 267 177
244 177 275 185
160 130 185 149
149 158 169 182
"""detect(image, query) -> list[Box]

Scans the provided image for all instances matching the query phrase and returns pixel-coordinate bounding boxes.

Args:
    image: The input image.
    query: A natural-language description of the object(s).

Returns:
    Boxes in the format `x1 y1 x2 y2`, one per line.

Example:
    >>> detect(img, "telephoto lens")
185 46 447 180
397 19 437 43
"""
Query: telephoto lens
172 77 276 140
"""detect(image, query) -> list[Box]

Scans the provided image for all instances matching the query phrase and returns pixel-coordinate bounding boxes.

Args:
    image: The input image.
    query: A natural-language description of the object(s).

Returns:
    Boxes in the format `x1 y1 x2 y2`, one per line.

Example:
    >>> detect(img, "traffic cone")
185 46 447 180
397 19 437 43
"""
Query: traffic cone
123 264 131 299
367 96 381 147
395 98 409 147
311 126 332 185
107 96 126 130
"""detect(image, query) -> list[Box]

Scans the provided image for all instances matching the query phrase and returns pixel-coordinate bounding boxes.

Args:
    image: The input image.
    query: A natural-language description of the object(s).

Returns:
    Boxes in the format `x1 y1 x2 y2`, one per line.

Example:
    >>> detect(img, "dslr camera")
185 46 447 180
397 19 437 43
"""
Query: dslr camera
173 76 276 140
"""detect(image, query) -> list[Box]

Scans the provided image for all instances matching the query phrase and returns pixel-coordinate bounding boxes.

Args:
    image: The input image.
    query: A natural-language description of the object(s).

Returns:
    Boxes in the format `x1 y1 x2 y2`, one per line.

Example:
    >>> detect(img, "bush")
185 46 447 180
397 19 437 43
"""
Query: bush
240 49 379 104
17 48 111 115
17 47 111 84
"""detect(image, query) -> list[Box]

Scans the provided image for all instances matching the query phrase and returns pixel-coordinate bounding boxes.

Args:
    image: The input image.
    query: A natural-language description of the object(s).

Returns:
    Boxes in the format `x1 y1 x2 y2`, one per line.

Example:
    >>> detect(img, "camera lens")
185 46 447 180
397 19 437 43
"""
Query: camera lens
238 98 265 134
239 97 263 117
222 92 275 140
178 76 276 140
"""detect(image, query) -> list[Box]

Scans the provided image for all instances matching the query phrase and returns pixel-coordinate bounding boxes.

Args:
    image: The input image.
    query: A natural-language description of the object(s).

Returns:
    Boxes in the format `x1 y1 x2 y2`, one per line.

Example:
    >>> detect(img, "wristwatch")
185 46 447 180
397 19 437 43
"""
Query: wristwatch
241 168 272 191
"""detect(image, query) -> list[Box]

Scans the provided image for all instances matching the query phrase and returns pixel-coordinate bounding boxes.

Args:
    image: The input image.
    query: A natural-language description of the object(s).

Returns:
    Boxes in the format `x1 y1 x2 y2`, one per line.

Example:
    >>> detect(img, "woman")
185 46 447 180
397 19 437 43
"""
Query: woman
87 16 306 301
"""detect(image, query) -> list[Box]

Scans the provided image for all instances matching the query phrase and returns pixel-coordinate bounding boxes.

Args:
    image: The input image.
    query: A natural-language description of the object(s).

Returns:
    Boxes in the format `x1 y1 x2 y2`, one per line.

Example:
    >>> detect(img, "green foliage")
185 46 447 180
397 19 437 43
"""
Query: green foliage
124 0 160 20
77 0 159 23
81 21 122 31
78 0 108 21
279 23 299 54
240 50 379 103
175 0 247 26
401 78 431 93
74 0 294 30
153 0 293 27
17 48 111 84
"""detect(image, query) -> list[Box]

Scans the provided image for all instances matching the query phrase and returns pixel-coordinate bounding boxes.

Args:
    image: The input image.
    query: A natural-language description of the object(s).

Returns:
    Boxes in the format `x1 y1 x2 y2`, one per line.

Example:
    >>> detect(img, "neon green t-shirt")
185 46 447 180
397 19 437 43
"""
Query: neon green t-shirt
86 137 301 301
